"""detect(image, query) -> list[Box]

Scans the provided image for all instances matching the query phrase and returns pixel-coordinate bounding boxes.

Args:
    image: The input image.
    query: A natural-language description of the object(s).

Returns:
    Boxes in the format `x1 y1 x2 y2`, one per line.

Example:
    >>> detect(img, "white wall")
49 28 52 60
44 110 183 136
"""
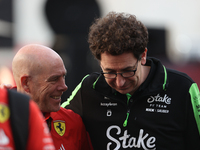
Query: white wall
13 0 54 47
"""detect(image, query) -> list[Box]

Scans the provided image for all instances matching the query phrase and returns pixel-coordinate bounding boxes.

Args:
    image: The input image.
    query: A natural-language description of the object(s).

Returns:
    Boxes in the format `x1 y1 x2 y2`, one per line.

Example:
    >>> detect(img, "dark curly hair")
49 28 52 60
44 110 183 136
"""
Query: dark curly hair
88 11 148 60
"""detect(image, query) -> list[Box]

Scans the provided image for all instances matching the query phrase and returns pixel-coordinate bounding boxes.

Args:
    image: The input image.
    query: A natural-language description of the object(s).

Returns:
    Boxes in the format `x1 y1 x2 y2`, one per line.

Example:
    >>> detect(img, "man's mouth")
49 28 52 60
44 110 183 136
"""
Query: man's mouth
118 85 129 90
51 96 61 100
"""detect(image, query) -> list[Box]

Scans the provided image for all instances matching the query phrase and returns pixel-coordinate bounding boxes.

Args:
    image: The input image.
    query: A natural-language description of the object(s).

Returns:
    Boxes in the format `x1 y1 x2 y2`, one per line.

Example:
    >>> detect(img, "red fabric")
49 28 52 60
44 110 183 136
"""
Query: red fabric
44 107 93 150
0 88 55 150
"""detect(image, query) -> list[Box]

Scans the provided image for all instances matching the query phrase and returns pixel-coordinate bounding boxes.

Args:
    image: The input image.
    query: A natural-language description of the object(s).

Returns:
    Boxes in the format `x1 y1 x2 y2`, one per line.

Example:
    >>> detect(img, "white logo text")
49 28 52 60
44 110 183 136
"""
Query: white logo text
147 94 171 104
106 125 156 150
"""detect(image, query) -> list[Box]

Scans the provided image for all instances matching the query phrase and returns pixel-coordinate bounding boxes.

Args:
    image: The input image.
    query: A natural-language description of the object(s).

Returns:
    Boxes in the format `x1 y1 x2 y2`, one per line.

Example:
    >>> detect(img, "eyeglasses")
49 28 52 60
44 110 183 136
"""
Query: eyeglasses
101 60 138 79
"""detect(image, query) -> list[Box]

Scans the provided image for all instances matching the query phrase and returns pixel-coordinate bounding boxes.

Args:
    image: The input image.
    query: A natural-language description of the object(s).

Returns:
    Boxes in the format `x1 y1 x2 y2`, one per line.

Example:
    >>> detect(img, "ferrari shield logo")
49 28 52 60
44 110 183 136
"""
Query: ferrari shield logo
53 120 66 136
0 103 10 123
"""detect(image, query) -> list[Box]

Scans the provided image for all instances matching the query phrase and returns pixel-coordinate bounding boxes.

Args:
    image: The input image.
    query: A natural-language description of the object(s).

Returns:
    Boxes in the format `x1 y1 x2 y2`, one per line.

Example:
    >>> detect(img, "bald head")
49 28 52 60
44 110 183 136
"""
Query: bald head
12 44 68 112
12 44 65 93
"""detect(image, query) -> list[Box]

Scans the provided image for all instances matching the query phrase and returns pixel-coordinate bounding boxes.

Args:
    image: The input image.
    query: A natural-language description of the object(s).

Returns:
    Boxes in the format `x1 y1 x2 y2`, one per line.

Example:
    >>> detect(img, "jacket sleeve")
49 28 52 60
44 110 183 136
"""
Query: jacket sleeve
185 83 200 149
26 100 55 150
61 75 89 116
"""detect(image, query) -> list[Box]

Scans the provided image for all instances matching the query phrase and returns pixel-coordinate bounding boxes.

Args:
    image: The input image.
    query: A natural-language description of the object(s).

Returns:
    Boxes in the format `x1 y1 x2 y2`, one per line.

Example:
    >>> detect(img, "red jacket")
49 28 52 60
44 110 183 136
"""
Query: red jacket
0 88 55 150
44 107 93 150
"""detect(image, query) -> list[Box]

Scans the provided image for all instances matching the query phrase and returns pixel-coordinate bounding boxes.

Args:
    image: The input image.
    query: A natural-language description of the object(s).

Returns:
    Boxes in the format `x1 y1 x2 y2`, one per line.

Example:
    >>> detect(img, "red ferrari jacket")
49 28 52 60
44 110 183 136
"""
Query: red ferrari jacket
44 107 93 150
0 88 55 150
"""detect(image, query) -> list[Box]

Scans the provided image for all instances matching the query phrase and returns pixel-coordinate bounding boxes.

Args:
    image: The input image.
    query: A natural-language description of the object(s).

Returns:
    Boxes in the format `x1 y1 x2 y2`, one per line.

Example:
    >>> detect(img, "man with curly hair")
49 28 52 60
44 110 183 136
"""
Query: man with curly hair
62 12 200 150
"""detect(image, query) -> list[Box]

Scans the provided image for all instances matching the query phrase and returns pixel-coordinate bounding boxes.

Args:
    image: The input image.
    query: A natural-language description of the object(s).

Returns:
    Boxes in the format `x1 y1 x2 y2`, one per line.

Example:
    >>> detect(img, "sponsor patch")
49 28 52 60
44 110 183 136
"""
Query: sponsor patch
146 94 171 114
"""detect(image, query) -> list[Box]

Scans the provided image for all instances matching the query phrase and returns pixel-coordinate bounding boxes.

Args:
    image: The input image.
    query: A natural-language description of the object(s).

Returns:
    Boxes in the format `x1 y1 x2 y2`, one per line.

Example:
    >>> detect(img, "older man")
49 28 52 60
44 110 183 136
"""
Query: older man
12 44 93 150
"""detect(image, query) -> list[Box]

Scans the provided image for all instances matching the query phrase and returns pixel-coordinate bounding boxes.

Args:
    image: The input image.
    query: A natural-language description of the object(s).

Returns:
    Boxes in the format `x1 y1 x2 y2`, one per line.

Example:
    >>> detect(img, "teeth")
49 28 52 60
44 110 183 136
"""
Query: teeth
52 96 61 99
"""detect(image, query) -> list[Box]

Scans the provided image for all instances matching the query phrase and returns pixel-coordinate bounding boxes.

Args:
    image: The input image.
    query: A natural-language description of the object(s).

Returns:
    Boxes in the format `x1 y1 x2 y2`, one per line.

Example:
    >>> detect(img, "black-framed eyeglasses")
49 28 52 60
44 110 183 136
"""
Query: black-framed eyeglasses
101 60 138 79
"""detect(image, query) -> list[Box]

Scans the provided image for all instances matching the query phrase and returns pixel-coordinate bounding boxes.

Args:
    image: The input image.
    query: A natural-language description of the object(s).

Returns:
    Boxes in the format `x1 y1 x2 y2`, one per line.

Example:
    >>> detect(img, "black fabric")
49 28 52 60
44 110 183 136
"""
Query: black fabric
46 117 52 131
65 57 200 149
8 89 30 150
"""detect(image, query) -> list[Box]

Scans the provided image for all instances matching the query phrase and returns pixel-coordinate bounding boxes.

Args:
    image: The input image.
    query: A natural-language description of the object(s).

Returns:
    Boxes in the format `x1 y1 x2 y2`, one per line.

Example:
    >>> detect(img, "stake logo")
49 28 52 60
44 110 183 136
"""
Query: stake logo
106 125 156 150
147 94 171 105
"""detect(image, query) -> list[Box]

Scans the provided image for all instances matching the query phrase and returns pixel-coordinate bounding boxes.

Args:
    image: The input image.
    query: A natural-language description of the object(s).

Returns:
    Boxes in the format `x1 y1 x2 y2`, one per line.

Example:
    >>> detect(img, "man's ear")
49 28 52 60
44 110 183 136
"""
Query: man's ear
141 48 148 65
21 76 30 93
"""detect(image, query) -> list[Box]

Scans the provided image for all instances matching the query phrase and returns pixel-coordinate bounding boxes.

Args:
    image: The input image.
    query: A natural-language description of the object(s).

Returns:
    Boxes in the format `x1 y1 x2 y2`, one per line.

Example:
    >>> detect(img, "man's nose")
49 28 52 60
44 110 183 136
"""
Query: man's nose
59 79 68 92
115 74 126 87
62 84 68 92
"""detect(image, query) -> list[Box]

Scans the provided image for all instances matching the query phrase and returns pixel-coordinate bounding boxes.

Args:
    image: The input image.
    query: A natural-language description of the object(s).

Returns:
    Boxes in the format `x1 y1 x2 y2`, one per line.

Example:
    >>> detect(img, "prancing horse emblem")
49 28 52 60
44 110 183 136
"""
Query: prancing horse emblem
0 103 10 123
53 120 66 136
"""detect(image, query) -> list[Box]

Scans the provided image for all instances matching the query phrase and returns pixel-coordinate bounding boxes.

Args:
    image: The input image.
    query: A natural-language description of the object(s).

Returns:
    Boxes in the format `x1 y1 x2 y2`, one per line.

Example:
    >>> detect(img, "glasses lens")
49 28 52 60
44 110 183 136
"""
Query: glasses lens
122 71 135 78
103 73 116 79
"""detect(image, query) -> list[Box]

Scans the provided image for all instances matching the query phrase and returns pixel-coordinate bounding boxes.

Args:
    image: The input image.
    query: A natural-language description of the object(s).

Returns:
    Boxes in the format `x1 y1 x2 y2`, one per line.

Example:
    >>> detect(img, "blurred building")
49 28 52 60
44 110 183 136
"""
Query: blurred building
44 0 101 100
0 0 200 100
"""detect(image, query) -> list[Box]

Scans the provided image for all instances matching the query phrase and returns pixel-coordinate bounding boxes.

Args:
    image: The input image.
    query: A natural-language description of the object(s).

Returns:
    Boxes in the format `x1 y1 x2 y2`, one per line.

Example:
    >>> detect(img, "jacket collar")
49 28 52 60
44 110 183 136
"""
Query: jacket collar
136 57 168 94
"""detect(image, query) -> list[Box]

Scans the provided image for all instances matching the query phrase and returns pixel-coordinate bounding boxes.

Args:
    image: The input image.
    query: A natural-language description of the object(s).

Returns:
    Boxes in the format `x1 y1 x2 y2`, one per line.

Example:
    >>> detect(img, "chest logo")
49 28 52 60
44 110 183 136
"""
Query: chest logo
147 94 171 104
0 103 10 123
53 120 65 136
107 109 112 117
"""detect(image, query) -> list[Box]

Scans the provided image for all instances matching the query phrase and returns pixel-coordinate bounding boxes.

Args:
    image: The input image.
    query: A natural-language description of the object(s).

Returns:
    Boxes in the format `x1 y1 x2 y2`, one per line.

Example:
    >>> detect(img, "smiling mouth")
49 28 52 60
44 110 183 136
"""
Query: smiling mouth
51 96 61 100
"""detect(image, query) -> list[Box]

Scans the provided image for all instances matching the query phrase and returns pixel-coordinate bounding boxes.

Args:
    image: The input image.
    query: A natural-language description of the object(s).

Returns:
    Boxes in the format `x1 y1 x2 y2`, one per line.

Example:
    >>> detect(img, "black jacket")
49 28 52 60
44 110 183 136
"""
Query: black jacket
62 57 200 150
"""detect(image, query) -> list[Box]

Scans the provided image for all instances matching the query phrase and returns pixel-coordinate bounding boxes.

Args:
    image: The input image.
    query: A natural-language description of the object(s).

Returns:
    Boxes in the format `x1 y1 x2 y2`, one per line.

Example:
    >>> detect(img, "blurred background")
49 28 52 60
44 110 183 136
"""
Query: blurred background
0 0 200 101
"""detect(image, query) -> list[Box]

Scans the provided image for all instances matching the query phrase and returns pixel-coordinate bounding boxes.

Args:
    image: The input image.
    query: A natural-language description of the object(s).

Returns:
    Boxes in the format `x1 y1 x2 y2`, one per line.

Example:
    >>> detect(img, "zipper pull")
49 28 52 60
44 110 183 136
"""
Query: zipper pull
123 109 130 127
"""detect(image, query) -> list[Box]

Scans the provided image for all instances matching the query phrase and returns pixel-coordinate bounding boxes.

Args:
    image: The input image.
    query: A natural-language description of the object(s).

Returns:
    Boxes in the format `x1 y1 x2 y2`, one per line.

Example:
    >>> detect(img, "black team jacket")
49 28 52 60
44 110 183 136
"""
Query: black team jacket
62 57 200 150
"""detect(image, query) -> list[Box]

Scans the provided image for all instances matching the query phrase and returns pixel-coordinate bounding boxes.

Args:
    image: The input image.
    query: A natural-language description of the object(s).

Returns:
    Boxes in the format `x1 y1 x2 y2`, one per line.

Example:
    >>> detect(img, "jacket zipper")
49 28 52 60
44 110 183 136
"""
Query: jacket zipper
123 109 130 127
123 93 131 127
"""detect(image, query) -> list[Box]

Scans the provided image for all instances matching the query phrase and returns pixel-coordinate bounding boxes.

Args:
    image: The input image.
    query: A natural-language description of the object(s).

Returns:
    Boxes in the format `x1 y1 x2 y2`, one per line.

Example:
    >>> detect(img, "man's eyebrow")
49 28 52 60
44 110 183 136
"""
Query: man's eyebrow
46 75 60 82
46 72 66 81
121 66 136 71
103 65 135 72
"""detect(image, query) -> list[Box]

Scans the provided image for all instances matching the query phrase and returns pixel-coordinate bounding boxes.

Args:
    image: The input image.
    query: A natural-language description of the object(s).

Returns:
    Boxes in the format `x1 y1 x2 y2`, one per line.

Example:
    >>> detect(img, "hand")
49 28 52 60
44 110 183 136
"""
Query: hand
0 83 13 89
